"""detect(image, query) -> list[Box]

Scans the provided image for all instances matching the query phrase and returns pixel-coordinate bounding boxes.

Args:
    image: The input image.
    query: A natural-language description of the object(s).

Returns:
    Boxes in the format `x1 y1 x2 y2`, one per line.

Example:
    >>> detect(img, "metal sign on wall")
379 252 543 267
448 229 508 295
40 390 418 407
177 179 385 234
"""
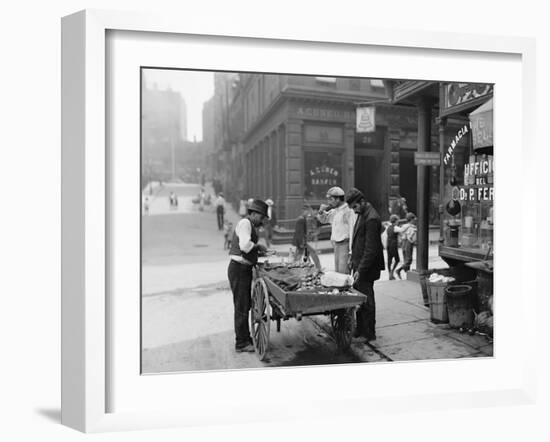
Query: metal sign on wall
356 106 376 133
440 83 493 117
414 151 441 166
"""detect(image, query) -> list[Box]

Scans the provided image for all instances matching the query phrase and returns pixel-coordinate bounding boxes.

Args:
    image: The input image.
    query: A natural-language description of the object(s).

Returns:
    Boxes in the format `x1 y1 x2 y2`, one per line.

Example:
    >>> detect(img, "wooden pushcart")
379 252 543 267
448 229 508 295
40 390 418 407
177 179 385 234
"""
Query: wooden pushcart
249 260 367 361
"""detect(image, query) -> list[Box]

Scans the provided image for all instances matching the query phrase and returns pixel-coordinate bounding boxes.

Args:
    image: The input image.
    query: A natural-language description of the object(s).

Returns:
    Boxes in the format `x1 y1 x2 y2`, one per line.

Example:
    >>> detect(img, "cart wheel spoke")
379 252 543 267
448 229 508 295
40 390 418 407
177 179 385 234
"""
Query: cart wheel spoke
331 308 354 351
250 277 271 360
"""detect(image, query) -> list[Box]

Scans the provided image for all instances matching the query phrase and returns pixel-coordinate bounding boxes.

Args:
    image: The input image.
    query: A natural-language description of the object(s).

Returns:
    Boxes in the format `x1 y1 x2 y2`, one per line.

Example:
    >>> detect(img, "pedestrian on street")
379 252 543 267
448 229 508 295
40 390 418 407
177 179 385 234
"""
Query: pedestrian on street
215 192 226 230
227 199 269 353
346 188 385 342
199 187 205 212
394 212 417 280
386 214 401 280
169 191 177 209
317 186 354 274
292 204 311 261
264 198 277 248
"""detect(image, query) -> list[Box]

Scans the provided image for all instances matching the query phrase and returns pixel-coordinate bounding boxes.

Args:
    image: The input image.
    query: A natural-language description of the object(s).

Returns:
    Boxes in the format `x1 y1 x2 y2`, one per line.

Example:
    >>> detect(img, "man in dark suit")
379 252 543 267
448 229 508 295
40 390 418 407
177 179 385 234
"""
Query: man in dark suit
346 188 385 342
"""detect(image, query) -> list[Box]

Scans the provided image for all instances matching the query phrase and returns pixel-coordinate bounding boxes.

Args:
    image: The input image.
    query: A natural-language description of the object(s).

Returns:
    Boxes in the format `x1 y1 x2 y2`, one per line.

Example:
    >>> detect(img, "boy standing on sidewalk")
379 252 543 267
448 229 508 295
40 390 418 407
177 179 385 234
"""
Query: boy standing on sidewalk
394 212 417 280
386 214 401 280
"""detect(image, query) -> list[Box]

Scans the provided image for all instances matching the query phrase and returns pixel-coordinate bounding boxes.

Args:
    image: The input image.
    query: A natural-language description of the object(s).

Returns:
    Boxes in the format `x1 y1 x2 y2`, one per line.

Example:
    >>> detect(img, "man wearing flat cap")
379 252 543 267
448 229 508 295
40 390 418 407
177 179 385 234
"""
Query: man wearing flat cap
317 186 355 274
346 188 385 342
227 199 269 352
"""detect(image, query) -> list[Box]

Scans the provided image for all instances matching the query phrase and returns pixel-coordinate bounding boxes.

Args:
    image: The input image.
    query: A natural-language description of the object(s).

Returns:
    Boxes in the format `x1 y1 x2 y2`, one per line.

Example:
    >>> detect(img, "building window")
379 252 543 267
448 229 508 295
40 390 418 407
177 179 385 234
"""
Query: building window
315 76 337 86
304 151 343 200
370 79 385 89
304 125 344 144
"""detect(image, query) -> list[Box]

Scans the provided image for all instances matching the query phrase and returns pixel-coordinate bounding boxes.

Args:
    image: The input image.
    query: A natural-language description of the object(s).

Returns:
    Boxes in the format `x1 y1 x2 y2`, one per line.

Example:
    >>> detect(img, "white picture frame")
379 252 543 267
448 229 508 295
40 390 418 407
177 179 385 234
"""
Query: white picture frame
61 9 537 433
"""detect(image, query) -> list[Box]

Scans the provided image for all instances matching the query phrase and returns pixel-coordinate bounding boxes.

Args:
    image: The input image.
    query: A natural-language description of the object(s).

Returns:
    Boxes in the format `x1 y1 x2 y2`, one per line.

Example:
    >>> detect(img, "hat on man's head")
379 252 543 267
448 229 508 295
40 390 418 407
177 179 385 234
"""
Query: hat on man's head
248 199 269 218
345 187 365 206
326 186 345 198
265 198 274 206
406 212 416 221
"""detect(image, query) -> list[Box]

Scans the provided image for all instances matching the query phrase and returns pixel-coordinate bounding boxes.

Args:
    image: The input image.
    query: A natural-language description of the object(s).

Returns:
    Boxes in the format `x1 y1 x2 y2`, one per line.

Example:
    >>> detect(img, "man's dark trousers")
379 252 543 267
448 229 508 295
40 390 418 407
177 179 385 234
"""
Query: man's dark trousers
353 278 375 339
217 206 224 230
227 260 253 348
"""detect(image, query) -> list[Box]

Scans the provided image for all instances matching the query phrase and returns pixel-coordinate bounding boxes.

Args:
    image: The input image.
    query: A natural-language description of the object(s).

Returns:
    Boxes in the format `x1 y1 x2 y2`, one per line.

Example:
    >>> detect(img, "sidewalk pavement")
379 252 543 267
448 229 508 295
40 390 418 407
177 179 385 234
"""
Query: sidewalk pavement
309 279 493 363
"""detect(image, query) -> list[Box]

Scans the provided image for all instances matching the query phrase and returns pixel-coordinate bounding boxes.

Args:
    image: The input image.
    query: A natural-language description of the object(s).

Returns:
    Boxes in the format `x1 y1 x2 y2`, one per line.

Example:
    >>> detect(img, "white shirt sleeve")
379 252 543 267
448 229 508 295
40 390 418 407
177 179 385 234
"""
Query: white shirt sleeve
317 208 335 224
394 224 405 233
235 219 255 253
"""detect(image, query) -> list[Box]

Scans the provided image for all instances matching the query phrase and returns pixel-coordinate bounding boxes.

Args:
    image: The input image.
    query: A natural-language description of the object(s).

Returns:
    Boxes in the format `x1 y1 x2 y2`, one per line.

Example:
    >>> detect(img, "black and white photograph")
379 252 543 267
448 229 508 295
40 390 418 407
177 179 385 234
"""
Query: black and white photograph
4 0 548 439
140 70 494 373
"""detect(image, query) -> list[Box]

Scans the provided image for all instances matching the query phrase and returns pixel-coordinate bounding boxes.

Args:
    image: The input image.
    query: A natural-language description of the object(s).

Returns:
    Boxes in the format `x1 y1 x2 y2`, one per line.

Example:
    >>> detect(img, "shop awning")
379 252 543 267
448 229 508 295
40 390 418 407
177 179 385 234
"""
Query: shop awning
469 98 493 150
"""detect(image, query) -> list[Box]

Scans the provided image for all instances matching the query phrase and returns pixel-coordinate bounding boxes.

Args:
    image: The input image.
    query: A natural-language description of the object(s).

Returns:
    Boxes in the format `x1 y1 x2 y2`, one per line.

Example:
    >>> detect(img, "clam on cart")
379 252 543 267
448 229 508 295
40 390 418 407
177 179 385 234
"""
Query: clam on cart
249 256 368 361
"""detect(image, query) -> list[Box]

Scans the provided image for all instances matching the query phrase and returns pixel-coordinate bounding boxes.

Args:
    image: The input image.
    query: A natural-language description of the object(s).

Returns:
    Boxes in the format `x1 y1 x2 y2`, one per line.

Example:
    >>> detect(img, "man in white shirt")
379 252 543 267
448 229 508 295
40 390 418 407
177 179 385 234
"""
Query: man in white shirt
227 199 268 353
317 186 354 274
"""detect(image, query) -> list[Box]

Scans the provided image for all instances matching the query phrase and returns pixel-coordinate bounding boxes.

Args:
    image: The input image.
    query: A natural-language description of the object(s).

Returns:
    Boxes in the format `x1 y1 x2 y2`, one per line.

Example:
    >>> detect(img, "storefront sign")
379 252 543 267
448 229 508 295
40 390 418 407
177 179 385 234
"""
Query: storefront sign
464 157 494 185
356 106 376 133
459 186 494 202
459 155 494 201
443 124 470 165
414 152 440 166
470 98 493 150
443 83 493 110
304 151 343 199
471 113 493 149
309 166 339 186
296 106 353 121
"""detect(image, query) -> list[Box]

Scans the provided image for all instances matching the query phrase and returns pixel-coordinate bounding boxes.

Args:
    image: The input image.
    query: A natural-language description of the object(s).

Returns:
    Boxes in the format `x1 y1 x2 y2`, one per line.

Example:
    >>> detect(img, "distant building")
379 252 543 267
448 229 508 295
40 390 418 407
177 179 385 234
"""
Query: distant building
211 73 242 199
226 74 419 222
202 96 215 180
141 82 187 182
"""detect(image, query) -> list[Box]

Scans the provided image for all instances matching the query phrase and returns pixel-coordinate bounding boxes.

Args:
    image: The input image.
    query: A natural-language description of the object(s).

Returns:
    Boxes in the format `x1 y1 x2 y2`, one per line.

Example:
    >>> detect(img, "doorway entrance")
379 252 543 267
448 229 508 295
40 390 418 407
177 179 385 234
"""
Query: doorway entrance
354 150 387 218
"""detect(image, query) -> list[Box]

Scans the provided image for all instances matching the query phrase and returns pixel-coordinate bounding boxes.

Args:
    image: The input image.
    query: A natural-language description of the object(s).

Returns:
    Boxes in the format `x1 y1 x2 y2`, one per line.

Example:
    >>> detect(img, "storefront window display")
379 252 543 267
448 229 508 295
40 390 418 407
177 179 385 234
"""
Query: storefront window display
440 96 493 261
303 151 343 200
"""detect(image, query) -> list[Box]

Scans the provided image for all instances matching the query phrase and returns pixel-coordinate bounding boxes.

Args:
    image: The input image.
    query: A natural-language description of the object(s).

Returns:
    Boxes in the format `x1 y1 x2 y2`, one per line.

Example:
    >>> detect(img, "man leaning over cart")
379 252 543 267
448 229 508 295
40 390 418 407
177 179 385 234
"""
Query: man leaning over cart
346 188 385 342
227 199 269 353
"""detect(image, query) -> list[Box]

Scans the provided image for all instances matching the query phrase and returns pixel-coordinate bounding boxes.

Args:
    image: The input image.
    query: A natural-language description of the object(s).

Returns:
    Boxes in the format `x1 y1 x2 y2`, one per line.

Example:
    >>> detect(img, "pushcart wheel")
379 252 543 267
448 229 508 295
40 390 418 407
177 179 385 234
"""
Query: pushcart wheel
330 308 354 351
250 277 271 361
